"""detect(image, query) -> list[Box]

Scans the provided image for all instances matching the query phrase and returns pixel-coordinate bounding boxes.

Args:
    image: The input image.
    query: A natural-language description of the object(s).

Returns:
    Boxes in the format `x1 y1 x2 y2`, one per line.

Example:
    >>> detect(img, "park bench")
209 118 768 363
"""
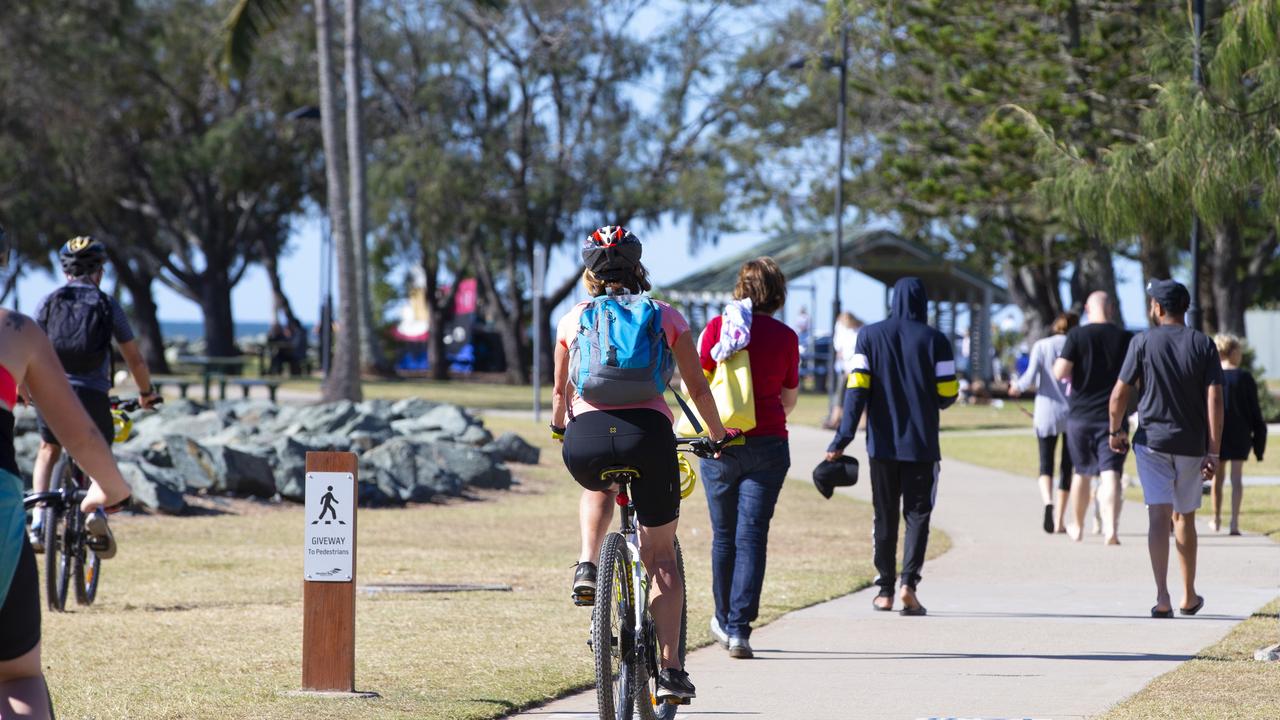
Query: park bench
228 378 282 403
151 375 201 399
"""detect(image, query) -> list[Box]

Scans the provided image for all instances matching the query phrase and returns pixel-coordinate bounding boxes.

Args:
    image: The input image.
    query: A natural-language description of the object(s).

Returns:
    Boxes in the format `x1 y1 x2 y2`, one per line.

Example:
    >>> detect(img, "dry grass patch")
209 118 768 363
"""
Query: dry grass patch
41 415 931 719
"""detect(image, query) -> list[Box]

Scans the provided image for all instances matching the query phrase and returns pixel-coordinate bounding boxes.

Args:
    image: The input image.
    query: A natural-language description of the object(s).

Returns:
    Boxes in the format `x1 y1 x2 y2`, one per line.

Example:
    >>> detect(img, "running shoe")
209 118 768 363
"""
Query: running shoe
655 668 696 701
728 636 754 659
572 561 596 606
709 616 729 649
85 510 117 560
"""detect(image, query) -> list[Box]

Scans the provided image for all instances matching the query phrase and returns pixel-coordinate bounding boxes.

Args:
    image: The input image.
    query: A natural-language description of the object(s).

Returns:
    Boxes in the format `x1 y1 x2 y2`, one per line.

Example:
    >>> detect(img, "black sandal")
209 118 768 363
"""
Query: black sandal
1151 606 1173 619
872 593 894 612
900 604 927 617
1179 596 1205 616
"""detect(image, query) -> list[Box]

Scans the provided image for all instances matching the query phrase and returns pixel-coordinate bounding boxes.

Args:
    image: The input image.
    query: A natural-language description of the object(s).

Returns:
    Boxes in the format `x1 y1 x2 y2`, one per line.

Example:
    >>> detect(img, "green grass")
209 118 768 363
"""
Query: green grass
41 414 943 719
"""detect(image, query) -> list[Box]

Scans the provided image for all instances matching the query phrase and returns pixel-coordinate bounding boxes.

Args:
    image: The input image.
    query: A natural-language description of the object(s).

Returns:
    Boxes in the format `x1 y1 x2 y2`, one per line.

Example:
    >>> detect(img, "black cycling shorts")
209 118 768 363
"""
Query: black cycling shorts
1037 434 1074 491
37 386 113 446
562 409 680 528
0 532 41 661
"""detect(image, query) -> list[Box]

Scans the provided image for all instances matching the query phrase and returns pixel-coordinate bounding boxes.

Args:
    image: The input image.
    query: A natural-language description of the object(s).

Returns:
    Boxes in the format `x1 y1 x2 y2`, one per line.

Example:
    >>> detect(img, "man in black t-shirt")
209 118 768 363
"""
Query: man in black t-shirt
1108 280 1223 618
1054 291 1132 543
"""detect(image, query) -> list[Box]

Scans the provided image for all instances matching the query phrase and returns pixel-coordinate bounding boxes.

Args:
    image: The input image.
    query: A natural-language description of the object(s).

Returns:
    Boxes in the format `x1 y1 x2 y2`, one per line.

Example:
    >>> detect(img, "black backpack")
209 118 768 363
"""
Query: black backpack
37 285 115 375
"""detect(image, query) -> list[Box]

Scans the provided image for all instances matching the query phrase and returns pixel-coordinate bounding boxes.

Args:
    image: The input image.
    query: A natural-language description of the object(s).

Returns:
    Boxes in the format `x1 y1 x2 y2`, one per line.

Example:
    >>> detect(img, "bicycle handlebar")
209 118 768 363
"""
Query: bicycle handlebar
109 396 164 412
23 488 86 511
675 430 745 459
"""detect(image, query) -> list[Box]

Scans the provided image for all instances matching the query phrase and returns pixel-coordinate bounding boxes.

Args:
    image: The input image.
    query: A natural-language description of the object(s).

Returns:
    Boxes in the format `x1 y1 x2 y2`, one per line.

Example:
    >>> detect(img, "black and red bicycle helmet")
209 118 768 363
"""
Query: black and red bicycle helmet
582 225 642 282
59 236 108 277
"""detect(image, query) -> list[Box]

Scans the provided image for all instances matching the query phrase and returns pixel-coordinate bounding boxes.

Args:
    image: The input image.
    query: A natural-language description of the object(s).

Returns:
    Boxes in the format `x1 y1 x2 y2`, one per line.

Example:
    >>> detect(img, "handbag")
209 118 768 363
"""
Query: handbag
675 348 757 436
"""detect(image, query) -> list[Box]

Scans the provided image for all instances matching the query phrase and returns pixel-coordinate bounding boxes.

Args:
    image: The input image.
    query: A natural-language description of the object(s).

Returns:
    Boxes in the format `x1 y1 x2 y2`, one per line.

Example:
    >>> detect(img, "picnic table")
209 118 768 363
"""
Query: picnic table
175 355 250 402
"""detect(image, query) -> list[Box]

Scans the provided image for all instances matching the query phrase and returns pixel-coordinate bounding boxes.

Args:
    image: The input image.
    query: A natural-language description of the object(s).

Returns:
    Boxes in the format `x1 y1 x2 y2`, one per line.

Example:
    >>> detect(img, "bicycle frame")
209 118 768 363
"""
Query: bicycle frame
614 485 649 673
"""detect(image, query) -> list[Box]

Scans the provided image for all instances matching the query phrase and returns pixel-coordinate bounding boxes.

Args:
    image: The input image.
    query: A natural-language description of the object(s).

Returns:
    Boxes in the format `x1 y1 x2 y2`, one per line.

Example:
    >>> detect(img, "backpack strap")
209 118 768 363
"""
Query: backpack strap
668 382 703 435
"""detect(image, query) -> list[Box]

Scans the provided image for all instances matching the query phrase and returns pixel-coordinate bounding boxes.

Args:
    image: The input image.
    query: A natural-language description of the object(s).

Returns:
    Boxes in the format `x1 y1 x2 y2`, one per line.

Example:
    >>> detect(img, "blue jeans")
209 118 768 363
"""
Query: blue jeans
700 435 790 639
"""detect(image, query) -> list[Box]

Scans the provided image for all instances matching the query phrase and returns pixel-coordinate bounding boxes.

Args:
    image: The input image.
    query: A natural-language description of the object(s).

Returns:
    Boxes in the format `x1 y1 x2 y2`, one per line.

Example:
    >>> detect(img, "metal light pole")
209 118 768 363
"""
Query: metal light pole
1187 0 1205 331
826 18 849 411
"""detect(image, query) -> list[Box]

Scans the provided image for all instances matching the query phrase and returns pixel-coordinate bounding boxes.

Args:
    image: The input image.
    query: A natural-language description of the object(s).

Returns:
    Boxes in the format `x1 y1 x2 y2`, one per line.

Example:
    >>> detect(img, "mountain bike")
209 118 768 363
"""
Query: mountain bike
592 436 722 720
28 396 152 611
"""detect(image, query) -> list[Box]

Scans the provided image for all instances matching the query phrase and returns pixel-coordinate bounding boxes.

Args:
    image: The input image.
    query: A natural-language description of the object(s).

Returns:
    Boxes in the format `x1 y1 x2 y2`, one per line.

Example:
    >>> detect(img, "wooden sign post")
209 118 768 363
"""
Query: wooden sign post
301 451 361 694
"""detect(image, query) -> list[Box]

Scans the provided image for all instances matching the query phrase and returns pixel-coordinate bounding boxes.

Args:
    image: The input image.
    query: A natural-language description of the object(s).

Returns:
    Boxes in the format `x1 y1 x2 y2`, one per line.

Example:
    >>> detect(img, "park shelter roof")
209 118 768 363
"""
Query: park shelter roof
662 229 1010 305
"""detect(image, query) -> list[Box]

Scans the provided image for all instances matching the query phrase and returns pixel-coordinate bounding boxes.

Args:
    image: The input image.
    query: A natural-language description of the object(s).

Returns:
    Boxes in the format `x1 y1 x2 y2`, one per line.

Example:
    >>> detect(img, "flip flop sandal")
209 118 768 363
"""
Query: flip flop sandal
1179 596 1205 616
872 594 895 612
1150 606 1173 619
899 605 927 617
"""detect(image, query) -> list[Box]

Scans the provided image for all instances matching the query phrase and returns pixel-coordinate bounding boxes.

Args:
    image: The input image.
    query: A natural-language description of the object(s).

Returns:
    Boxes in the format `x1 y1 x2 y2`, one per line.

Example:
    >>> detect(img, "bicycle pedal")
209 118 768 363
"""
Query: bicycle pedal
573 592 595 607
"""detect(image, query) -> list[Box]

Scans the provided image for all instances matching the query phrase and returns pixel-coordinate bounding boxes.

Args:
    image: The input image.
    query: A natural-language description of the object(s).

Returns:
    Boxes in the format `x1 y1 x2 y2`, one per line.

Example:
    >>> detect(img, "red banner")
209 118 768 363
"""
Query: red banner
454 278 477 316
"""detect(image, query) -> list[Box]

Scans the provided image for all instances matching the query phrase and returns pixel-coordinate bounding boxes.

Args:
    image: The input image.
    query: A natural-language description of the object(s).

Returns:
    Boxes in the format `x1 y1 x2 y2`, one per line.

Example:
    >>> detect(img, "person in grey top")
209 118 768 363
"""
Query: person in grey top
1010 312 1078 534
1108 279 1223 619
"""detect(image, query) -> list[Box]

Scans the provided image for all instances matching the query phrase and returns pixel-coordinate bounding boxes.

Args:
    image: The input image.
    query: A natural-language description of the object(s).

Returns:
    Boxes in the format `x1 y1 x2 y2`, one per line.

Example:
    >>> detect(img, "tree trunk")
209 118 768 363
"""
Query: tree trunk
199 272 238 358
1211 220 1246 336
343 0 387 376
1138 232 1173 326
421 256 449 381
1069 236 1120 320
316 0 361 402
470 242 528 384
260 245 299 327
108 250 170 374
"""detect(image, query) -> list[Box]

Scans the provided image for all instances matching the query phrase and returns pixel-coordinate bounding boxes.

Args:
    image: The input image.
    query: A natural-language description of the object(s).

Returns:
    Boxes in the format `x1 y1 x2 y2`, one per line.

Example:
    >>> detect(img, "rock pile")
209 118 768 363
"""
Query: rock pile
13 398 540 515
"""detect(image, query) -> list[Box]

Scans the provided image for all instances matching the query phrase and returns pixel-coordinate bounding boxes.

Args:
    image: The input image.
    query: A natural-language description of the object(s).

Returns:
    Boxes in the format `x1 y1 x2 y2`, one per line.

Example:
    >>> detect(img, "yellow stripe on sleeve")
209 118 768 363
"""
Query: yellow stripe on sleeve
847 371 871 389
937 379 959 397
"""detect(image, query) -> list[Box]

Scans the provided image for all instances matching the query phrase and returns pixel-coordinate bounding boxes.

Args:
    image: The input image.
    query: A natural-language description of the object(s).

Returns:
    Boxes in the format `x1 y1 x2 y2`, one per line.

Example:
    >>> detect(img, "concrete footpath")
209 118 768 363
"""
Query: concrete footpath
510 425 1280 720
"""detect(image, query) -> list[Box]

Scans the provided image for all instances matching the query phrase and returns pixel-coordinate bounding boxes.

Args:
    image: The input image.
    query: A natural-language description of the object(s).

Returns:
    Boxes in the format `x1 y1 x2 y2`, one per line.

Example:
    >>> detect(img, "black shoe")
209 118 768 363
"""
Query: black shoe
1042 504 1054 534
655 668 696 701
572 562 596 606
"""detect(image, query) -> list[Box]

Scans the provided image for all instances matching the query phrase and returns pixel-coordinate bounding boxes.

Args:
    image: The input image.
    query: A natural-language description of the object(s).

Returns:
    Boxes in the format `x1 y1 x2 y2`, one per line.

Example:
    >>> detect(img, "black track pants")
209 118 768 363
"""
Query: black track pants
869 458 939 593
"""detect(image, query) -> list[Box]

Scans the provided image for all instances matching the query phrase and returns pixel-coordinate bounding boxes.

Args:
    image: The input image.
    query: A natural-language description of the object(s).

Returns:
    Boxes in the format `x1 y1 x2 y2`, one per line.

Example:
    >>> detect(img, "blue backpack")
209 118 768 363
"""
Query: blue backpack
568 294 674 407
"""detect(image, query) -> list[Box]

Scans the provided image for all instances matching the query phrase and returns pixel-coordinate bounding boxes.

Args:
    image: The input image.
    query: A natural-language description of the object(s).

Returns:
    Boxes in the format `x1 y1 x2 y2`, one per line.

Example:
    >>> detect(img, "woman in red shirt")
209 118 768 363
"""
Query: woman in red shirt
698 258 800 659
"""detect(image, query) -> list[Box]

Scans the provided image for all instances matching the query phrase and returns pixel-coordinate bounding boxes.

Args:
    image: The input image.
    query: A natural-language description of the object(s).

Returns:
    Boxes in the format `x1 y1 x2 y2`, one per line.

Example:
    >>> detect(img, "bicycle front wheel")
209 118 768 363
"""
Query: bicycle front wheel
593 532 634 720
75 545 101 606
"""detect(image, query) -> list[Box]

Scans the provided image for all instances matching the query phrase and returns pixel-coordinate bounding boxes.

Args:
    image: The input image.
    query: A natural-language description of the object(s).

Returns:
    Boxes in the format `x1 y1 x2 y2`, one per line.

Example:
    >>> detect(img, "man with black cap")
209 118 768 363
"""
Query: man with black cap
825 277 957 616
1108 279 1223 618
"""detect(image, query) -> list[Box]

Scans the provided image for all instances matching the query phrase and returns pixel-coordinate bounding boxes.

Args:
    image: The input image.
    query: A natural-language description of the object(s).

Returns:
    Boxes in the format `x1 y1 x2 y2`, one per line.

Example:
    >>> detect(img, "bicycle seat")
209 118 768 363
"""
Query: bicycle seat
599 466 640 486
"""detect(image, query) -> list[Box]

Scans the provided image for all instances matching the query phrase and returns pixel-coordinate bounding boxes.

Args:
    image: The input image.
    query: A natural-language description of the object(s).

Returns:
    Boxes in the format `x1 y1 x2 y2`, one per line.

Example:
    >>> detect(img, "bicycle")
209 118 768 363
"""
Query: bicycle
27 396 153 611
592 436 723 720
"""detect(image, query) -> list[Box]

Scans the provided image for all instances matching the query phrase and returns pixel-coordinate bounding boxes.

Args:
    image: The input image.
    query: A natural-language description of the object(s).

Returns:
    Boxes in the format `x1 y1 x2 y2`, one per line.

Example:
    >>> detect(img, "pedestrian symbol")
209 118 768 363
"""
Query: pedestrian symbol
312 485 345 525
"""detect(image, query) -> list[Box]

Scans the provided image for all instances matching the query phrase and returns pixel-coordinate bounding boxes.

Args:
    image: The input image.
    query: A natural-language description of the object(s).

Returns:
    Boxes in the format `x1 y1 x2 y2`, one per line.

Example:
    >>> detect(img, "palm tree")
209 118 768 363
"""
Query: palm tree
222 0 362 400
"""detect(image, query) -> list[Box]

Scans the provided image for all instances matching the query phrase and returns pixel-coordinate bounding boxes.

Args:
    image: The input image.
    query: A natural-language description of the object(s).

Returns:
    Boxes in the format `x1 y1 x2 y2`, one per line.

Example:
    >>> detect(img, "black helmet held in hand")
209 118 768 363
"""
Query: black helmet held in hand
582 225 642 282
813 456 859 499
59 236 108 277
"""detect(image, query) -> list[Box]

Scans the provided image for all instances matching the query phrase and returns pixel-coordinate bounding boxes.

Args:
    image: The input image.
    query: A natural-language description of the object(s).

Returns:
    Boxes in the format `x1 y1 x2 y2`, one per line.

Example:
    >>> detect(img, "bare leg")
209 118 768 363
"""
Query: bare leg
0 644 53 720
1037 474 1053 505
1147 504 1173 613
579 487 617 565
1229 461 1244 535
1090 478 1103 535
1054 488 1069 533
1173 510 1199 608
1099 470 1123 545
639 519 684 669
32 442 61 497
1209 464 1224 533
1067 474 1090 541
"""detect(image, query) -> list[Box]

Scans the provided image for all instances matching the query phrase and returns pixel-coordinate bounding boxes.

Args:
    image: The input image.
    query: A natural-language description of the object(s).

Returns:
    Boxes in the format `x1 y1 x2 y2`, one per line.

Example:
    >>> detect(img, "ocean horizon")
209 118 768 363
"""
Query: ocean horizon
160 320 305 342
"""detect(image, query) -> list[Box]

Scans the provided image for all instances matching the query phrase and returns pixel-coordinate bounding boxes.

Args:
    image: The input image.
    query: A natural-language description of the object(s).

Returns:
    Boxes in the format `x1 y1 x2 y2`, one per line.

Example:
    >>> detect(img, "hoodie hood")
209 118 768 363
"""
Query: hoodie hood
891 277 929 322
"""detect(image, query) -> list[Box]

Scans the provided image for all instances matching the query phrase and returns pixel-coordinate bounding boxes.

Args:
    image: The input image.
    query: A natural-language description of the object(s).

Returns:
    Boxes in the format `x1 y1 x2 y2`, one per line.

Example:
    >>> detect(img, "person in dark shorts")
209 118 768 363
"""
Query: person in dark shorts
0 230 133 717
826 277 958 616
1054 291 1132 544
1108 279 1222 617
27 237 159 554
551 226 733 702
1209 334 1267 535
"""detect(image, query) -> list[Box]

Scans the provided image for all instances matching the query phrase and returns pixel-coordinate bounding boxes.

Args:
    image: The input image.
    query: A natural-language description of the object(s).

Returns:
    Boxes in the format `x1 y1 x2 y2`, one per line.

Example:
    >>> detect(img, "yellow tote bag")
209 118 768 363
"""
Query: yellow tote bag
675 349 757 436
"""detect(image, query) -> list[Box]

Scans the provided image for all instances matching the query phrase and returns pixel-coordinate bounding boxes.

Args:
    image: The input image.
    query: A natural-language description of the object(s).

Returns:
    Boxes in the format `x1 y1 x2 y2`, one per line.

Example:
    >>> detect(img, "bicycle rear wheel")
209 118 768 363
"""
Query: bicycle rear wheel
636 537 687 720
593 532 634 720
43 460 74 612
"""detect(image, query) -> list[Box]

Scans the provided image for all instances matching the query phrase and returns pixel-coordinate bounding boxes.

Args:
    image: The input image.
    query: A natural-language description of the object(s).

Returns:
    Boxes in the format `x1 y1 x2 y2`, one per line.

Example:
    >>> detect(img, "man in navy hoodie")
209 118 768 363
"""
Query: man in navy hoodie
826 277 958 616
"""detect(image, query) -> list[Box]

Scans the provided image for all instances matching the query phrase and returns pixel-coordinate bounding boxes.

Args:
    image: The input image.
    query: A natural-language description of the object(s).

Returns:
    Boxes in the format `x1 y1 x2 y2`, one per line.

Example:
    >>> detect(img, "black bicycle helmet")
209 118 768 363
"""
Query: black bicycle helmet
582 225 642 282
59 236 108 276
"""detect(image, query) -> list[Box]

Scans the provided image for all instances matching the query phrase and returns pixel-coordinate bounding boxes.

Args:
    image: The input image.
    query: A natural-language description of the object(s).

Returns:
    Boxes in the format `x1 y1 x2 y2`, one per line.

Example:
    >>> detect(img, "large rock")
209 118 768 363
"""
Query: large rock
212 445 276 498
12 407 38 437
424 442 513 490
299 400 360 434
119 461 187 515
163 435 220 492
335 411 393 438
156 398 205 417
157 411 226 443
358 480 399 508
356 399 393 419
271 434 358 502
484 432 541 465
389 397 438 420
363 438 465 502
389 404 484 442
